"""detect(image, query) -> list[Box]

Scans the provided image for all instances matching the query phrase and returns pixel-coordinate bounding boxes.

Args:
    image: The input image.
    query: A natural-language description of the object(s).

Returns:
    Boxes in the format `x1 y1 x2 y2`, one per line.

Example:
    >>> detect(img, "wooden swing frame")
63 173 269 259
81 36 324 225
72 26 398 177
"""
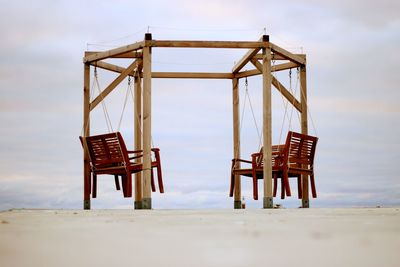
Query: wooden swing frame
82 33 310 210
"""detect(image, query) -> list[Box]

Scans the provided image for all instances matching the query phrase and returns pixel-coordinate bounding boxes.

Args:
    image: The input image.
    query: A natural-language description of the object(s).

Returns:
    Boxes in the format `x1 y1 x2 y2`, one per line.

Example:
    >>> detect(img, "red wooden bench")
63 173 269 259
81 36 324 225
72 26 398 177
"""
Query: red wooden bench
230 131 318 200
80 132 164 198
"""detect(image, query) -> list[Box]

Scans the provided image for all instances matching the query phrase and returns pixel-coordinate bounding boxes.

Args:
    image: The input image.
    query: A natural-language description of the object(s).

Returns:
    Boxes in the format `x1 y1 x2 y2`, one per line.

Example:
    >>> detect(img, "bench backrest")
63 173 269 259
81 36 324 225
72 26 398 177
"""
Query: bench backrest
254 131 317 168
81 132 129 169
284 131 318 167
255 145 284 168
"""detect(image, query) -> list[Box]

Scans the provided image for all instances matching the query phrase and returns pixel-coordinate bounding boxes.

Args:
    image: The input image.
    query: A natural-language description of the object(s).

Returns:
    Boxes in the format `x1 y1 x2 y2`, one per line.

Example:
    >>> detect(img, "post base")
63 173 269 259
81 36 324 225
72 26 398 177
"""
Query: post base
134 201 143 209
263 197 273 209
142 198 152 209
234 201 242 209
83 200 90 210
302 199 309 208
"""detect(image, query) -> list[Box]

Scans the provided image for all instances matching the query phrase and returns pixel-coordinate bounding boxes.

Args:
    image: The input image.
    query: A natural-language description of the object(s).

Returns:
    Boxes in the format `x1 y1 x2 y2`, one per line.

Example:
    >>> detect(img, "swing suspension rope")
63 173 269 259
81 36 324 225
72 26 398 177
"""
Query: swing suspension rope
127 75 156 149
238 77 263 152
83 67 155 150
117 76 132 131
94 66 114 132
297 69 318 136
271 59 318 145
275 64 300 146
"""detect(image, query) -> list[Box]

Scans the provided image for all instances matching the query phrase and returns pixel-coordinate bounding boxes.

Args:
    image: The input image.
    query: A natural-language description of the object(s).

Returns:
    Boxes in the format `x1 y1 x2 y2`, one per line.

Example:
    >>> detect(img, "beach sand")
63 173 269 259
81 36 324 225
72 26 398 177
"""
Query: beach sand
0 208 399 267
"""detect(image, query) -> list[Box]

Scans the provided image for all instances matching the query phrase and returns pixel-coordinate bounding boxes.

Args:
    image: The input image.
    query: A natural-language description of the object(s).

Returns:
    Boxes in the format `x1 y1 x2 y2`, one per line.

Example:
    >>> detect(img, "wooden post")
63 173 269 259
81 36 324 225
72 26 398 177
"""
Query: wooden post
232 77 241 209
83 62 91 210
134 72 143 209
262 35 273 209
300 61 309 208
142 33 152 209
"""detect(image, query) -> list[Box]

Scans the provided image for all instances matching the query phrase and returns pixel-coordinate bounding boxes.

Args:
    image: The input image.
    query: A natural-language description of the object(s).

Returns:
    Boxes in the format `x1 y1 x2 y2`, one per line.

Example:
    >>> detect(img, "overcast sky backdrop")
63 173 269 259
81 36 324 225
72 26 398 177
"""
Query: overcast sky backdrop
0 0 399 210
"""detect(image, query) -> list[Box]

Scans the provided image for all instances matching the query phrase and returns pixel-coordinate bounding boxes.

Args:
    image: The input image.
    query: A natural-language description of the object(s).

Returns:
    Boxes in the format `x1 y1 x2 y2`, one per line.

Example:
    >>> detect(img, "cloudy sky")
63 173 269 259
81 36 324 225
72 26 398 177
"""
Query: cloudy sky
0 0 399 210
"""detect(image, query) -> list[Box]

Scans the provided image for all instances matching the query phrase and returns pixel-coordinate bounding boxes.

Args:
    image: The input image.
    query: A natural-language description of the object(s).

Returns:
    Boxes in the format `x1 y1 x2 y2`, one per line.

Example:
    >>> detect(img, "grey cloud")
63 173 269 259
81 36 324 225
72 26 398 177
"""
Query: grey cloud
1 0 399 210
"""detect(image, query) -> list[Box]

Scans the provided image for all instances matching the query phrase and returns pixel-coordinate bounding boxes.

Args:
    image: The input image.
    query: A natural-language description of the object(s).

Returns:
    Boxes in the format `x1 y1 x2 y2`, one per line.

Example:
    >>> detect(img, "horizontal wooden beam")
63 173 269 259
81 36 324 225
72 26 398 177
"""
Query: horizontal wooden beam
270 43 306 65
234 69 261 79
234 61 299 78
272 62 299 72
95 62 231 79
83 41 144 63
94 61 139 76
90 59 140 111
254 53 305 61
85 51 142 59
148 40 267 49
149 72 233 79
271 76 302 112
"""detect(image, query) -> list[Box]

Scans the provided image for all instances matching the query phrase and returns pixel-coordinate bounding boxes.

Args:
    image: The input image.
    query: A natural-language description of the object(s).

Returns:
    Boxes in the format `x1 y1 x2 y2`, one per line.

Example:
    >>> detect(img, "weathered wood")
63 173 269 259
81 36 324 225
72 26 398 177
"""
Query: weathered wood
149 40 267 49
270 43 306 65
231 35 266 74
150 72 233 79
250 59 301 112
300 63 309 208
134 71 143 209
94 61 295 81
142 40 152 209
83 41 144 63
83 63 91 210
254 53 306 61
85 51 142 59
250 58 264 72
234 69 261 79
95 60 141 76
90 59 139 111
95 63 231 79
272 62 299 72
234 62 299 79
271 76 302 112
232 77 241 208
262 46 273 209
232 46 261 73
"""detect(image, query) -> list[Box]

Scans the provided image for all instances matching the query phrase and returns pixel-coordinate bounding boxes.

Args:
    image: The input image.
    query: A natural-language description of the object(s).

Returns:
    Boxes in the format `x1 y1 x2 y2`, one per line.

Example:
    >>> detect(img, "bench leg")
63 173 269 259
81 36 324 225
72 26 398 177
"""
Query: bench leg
229 174 235 197
127 172 132 197
297 175 303 199
151 168 156 192
253 176 258 200
310 174 317 198
156 164 164 193
283 169 291 197
92 173 97 198
121 175 127 197
114 175 121 190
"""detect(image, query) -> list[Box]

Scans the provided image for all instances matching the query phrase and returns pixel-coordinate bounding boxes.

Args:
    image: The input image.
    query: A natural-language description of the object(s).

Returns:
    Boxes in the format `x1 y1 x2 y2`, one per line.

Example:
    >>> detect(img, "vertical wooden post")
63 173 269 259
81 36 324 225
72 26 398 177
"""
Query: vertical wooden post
83 62 91 210
262 35 273 209
142 33 152 209
232 77 241 209
134 71 143 209
300 61 309 208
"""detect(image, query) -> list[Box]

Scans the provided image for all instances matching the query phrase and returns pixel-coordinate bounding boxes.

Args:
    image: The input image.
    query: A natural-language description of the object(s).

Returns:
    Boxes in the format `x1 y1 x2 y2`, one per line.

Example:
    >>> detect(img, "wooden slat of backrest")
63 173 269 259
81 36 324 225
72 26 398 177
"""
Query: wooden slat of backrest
256 145 285 168
287 131 318 166
85 132 127 168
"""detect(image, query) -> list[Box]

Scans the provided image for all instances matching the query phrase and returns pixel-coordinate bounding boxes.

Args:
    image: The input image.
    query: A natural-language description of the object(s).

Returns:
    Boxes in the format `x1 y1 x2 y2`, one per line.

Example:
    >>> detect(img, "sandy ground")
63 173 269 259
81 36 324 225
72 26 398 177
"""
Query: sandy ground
0 208 399 267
